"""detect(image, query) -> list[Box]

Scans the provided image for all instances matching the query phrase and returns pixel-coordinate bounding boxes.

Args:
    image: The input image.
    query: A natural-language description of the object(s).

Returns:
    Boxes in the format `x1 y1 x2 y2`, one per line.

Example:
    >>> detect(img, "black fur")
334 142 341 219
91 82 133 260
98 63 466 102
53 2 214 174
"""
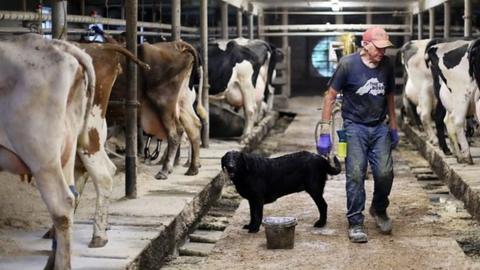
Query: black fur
221 150 341 233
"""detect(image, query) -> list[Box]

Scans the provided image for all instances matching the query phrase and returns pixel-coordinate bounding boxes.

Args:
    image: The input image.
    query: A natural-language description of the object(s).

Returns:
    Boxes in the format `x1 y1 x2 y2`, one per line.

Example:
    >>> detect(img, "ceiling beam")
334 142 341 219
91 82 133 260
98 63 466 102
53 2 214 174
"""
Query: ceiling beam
410 0 449 14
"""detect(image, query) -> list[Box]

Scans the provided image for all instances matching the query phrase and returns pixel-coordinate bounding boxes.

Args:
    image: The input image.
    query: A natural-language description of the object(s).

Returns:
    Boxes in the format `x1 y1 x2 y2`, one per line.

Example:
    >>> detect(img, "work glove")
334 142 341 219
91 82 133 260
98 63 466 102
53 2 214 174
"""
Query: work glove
390 128 399 149
317 133 332 156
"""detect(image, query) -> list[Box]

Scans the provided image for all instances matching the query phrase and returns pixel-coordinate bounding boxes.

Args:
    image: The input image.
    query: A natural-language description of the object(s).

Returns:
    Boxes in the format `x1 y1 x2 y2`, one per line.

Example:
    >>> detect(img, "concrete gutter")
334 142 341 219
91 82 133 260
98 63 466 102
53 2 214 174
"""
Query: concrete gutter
401 121 480 223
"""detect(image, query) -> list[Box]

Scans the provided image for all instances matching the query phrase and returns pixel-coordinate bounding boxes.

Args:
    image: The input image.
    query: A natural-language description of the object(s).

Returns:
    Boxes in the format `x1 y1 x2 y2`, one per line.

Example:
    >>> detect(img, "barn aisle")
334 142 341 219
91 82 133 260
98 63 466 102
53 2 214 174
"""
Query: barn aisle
187 96 480 270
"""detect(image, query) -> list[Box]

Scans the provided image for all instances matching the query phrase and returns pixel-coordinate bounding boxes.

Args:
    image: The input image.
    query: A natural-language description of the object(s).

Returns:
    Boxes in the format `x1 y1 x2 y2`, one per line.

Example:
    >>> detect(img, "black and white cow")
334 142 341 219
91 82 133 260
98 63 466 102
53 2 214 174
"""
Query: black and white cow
401 39 438 145
201 38 280 140
426 38 480 163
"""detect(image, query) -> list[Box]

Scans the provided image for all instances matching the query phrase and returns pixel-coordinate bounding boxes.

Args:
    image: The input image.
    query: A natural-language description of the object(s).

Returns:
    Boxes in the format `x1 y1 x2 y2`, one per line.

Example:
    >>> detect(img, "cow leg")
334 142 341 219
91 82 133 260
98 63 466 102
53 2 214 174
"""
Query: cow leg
35 167 75 270
79 150 115 248
156 123 182 180
179 108 201 176
419 82 437 144
451 112 473 164
236 64 257 141
435 102 451 155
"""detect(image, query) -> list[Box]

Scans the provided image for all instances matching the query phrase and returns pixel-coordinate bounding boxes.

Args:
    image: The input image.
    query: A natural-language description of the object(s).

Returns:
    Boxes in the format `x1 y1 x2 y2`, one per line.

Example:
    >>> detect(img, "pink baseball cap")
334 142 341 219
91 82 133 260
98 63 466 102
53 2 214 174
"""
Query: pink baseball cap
362 27 393 48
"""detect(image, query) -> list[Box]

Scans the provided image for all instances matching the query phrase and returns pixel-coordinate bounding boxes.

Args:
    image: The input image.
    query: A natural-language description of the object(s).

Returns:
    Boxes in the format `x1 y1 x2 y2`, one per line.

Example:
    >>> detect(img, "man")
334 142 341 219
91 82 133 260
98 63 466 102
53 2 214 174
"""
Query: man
318 27 399 243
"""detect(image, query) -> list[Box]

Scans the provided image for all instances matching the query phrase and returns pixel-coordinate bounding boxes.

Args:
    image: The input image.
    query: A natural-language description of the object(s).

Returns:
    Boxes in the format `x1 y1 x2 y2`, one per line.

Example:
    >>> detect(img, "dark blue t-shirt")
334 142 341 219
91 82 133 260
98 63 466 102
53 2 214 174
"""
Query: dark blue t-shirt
329 52 395 126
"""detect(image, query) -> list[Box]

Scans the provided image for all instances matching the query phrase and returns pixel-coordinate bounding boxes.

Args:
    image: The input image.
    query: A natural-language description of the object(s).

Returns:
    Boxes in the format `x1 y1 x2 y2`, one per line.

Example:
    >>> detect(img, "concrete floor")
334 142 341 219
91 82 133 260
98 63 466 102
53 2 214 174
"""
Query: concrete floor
172 96 480 270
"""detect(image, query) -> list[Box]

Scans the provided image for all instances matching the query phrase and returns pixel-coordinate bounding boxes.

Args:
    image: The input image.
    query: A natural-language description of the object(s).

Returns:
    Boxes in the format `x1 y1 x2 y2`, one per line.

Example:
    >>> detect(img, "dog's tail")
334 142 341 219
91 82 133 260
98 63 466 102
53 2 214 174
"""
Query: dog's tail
325 156 342 175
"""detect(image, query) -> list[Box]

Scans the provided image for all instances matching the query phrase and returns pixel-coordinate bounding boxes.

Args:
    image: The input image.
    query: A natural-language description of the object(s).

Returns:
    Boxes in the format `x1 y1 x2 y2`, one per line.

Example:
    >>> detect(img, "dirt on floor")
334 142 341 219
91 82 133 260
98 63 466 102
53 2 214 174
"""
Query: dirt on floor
188 96 480 270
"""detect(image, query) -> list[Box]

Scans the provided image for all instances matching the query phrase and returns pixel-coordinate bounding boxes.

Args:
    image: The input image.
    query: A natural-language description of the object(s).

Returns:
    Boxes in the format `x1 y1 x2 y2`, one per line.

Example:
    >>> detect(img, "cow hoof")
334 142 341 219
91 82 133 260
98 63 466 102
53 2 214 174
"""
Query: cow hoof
185 167 199 176
183 161 190 168
155 171 168 180
314 219 327 228
88 236 108 248
43 253 55 270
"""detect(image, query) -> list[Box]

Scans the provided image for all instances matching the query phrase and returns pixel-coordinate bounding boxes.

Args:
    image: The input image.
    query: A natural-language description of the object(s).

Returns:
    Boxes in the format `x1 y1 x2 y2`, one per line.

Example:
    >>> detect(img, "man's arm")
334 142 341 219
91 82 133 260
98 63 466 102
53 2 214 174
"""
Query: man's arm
321 87 338 122
387 92 397 129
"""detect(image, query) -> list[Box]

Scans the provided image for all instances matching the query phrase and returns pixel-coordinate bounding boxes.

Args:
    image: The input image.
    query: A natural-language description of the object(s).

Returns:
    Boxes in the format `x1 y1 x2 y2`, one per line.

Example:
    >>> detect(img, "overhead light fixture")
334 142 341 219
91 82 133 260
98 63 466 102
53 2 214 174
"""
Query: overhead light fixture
331 0 342 12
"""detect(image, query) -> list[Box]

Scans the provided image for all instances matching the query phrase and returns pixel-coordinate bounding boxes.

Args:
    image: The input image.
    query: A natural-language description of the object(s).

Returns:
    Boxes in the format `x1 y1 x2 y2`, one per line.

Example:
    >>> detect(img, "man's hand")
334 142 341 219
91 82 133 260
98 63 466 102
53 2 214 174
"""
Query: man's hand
390 128 399 149
317 134 332 155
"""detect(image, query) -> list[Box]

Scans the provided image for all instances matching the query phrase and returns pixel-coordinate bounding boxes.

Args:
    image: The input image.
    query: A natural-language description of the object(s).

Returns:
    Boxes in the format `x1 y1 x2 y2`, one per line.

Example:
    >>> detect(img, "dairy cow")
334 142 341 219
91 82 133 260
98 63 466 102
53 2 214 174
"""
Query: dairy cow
110 41 205 180
401 39 439 146
426 38 480 163
206 38 280 139
0 34 95 270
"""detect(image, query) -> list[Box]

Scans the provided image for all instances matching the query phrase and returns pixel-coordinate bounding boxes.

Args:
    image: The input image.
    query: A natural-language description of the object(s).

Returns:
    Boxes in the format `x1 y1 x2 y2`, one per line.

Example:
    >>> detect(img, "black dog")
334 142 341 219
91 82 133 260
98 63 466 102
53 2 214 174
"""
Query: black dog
221 150 341 233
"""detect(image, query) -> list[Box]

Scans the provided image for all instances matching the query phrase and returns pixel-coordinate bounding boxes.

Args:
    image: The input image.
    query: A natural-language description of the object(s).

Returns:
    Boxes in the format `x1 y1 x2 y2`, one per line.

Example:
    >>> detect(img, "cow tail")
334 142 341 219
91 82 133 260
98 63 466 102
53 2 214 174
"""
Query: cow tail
324 156 342 176
51 39 95 147
101 43 151 70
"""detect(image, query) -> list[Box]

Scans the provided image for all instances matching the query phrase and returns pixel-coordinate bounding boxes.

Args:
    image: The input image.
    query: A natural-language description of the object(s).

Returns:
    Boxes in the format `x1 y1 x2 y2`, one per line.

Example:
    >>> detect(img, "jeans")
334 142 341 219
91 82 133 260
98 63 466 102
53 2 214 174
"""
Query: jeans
344 119 394 226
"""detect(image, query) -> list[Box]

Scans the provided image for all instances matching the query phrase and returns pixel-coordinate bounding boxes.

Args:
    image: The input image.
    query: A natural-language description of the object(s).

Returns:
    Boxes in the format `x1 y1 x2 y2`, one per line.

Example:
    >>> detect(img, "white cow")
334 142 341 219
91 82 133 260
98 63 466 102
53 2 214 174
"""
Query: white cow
426 39 480 164
401 39 438 144
0 34 95 270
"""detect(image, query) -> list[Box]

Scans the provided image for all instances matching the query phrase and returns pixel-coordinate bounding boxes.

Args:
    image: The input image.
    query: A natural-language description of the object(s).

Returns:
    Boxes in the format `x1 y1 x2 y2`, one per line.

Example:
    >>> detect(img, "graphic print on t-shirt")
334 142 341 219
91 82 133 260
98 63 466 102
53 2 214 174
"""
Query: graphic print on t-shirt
355 78 385 96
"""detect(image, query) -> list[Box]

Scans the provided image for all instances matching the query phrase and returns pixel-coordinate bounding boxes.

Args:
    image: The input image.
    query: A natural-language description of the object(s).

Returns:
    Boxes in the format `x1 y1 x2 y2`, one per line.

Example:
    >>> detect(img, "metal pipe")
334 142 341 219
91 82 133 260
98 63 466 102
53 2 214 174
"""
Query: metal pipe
262 31 412 37
444 1 450 38
281 9 288 49
200 0 210 147
236 9 242 37
220 1 228 39
248 13 254 39
417 12 423 40
429 8 435 38
52 0 67 40
264 10 410 16
263 24 409 31
464 0 471 37
125 0 138 199
0 11 198 32
258 12 264 40
171 0 181 40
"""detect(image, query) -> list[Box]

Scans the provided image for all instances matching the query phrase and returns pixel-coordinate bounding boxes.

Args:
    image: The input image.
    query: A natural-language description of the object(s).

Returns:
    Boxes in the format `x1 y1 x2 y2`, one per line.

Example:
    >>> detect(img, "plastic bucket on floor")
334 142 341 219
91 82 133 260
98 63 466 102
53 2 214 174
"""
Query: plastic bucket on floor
262 217 297 249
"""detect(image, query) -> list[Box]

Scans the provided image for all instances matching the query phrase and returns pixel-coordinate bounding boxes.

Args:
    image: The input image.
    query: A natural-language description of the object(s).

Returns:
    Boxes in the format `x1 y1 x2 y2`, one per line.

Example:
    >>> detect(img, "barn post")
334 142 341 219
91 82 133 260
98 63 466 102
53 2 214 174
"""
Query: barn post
429 8 435 39
220 1 228 39
237 8 243 37
417 12 423 40
52 0 68 40
201 0 210 147
22 0 27 11
248 11 254 39
464 0 471 37
80 0 85 15
366 7 372 24
258 11 264 40
171 0 181 40
444 1 450 38
125 0 138 199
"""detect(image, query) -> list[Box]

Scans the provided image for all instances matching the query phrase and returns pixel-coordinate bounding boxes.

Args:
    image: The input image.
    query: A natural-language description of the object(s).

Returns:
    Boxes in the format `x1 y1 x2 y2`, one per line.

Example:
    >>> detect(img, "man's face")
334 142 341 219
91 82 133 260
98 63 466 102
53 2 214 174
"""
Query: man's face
364 42 386 63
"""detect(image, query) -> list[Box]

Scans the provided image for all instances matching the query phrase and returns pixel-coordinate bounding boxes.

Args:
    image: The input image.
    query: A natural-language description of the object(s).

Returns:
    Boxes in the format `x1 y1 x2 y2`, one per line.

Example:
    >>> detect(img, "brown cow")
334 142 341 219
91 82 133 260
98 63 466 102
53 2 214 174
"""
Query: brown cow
110 41 205 180
0 34 95 270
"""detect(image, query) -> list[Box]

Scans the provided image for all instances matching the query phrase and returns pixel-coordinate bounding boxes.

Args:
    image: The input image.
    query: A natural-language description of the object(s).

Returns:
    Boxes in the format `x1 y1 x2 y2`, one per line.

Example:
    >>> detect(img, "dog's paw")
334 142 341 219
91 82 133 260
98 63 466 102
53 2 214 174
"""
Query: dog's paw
314 219 327 228
248 227 260 233
242 224 251 230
